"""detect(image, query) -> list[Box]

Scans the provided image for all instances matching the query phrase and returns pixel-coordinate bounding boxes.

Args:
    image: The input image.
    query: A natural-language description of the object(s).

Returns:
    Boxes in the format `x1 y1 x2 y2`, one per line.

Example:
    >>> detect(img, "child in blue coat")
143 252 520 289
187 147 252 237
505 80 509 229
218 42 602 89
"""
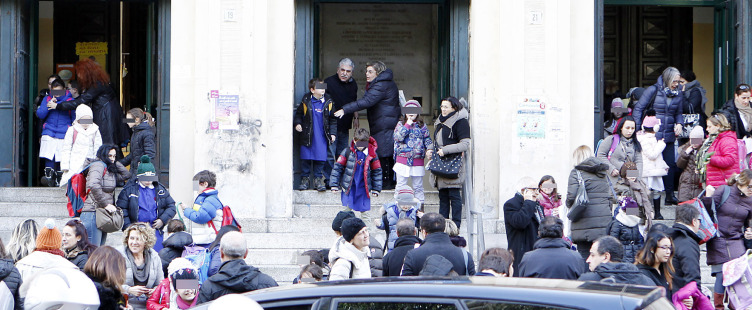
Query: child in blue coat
330 128 383 213
36 78 75 186
375 186 422 252
180 170 224 245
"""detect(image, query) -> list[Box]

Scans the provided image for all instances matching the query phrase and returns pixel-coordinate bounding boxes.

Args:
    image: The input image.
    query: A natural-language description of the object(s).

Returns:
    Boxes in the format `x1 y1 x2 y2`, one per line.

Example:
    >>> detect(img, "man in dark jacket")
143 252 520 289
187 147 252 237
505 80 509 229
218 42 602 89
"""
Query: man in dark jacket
503 177 543 276
334 61 401 189
578 236 654 285
383 218 422 276
518 217 585 279
401 213 475 276
324 58 359 181
196 232 277 304
668 204 702 293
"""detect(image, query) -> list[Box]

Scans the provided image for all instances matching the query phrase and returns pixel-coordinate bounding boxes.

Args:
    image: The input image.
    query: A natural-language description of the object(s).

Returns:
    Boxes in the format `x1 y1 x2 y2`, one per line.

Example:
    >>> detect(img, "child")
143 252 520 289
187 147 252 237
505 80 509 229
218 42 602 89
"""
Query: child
393 100 433 206
606 197 644 264
677 126 705 202
375 186 422 251
330 128 382 213
59 104 102 186
120 107 157 178
147 258 200 310
537 175 562 217
36 78 76 186
180 170 223 245
294 78 338 191
636 116 669 220
159 219 194 277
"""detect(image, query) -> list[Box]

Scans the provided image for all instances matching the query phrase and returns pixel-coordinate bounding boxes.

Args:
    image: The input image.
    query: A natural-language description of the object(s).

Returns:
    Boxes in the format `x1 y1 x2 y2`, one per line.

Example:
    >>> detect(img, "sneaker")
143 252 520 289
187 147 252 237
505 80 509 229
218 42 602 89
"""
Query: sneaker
299 177 310 190
315 177 326 192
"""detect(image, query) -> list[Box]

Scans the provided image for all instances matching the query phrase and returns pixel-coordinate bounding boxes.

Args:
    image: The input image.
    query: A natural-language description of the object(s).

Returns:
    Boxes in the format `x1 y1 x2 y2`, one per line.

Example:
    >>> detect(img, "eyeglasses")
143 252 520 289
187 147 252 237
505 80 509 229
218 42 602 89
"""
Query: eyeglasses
658 245 673 252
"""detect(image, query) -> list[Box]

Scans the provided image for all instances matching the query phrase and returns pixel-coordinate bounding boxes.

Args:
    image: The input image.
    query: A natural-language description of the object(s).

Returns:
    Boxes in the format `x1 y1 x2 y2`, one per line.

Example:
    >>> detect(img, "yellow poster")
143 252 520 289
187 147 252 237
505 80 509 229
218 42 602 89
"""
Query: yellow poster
75 42 107 70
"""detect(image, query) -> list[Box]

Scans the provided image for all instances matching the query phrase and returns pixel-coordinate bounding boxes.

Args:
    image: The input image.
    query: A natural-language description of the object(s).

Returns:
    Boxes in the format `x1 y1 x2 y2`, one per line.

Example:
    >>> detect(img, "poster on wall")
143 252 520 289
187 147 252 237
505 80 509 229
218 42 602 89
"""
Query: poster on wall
516 97 546 139
210 90 240 130
75 42 107 70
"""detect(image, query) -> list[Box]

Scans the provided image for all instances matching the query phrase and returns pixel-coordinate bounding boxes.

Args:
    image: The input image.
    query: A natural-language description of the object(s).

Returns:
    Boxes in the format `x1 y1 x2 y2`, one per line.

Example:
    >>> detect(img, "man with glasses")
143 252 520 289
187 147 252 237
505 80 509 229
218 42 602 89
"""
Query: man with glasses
667 204 702 294
324 58 359 187
503 177 545 276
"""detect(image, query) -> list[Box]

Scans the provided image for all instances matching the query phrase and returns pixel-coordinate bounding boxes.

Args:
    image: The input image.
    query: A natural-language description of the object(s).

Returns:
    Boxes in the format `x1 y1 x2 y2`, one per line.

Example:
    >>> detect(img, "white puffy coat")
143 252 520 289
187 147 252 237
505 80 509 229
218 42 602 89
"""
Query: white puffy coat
59 123 102 186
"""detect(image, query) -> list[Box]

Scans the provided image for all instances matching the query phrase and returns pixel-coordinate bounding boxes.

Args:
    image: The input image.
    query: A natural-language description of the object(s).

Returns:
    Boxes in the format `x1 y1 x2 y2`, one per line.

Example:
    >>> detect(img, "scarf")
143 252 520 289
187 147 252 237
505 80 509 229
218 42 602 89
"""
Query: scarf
438 111 457 123
663 87 679 98
126 249 152 286
696 134 717 183
64 247 82 259
736 100 752 132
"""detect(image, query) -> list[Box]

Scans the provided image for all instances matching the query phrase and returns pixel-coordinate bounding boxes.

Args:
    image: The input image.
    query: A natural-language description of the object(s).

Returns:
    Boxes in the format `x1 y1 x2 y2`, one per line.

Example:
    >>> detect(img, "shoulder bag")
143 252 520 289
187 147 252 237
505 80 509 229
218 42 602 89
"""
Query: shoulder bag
567 170 589 221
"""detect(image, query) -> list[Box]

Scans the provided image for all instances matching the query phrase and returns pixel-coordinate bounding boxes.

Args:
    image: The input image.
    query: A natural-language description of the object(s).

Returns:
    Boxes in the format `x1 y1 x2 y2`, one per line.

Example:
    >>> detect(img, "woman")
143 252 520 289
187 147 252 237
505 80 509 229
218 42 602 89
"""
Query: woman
121 223 164 309
679 69 708 136
700 113 739 187
566 145 613 259
634 67 685 205
704 170 752 308
6 219 39 263
426 96 471 228
0 238 22 310
721 84 752 138
84 246 130 310
329 218 372 280
81 145 131 246
61 219 97 270
119 108 156 178
334 61 401 190
48 59 126 149
634 231 675 299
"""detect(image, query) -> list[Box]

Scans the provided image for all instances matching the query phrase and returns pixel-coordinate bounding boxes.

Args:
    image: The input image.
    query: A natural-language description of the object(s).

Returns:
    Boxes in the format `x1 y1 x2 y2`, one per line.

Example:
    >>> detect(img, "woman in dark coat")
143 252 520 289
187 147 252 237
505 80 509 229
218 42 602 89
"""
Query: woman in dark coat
48 59 126 150
567 145 614 260
721 83 752 139
335 61 401 189
61 219 97 271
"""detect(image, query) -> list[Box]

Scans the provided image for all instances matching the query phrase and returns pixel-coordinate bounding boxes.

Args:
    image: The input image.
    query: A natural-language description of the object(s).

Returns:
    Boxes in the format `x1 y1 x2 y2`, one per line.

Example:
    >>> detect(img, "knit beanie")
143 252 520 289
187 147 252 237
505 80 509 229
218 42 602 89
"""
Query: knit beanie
170 268 199 291
396 186 419 207
340 217 366 242
404 100 421 108
75 104 94 122
642 116 660 130
619 196 639 212
36 219 62 252
690 126 705 139
611 98 624 109
332 210 356 232
137 155 156 176
167 257 195 276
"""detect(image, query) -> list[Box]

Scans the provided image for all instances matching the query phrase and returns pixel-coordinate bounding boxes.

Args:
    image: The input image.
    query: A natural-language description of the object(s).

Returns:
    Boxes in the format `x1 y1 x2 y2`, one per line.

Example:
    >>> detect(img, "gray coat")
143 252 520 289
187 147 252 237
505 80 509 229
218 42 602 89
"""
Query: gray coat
596 134 643 194
566 157 614 243
82 159 131 212
431 108 471 190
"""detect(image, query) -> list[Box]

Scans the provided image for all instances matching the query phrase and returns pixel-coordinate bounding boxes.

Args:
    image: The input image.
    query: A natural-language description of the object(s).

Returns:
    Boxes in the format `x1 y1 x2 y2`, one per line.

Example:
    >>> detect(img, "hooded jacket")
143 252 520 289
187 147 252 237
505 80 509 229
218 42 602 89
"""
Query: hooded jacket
59 105 103 186
382 235 422 277
36 91 75 139
633 77 684 143
606 212 644 264
55 82 125 147
82 158 130 212
293 93 338 147
672 281 714 310
431 108 471 190
330 137 383 196
196 258 277 304
341 68 401 158
183 189 224 245
704 185 752 265
117 179 177 230
158 232 194 276
518 238 586 280
119 122 157 176
566 157 613 243
578 262 655 286
16 251 79 299
503 193 541 277
667 223 702 292
705 130 740 187
636 132 669 177
677 143 703 202
0 258 22 310
329 241 372 281
597 134 644 180
401 232 475 276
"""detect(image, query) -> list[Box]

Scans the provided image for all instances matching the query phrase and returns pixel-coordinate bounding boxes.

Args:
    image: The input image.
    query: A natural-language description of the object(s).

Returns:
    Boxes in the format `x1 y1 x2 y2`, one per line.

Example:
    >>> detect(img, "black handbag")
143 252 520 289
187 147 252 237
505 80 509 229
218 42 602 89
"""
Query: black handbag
428 153 463 179
567 170 588 221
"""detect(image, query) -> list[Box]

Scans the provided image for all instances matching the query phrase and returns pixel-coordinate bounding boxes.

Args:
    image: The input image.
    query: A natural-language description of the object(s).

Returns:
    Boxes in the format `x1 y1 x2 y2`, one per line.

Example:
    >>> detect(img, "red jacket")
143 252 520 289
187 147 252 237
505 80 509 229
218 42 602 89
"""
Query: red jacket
706 131 739 187
146 278 171 310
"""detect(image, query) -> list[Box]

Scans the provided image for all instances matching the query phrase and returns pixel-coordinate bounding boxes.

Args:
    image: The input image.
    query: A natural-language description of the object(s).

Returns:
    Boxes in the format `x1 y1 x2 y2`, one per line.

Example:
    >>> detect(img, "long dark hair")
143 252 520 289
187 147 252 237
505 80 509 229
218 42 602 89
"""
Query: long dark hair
209 225 241 251
95 144 119 172
634 232 675 290
65 220 98 253
615 116 642 153
537 175 559 202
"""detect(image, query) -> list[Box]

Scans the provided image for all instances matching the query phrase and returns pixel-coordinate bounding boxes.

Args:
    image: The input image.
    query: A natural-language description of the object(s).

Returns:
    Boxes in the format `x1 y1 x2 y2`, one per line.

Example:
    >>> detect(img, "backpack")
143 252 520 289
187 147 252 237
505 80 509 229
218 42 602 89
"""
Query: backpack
207 205 242 233
738 139 749 171
723 249 752 309
182 245 211 284
595 134 620 159
678 188 724 244
65 161 106 217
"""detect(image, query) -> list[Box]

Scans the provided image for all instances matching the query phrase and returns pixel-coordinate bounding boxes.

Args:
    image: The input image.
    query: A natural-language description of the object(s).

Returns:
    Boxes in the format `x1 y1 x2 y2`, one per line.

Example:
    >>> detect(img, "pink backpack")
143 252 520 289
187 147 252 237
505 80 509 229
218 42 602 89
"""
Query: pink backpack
737 139 749 171
723 249 752 309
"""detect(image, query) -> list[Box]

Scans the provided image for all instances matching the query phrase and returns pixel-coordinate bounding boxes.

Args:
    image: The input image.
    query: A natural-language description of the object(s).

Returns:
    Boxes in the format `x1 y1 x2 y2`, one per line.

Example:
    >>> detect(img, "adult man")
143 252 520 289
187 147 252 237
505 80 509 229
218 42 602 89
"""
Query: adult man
401 213 475 276
578 236 653 285
475 248 514 277
667 204 702 292
329 218 372 280
324 58 359 180
328 210 356 264
518 217 585 280
503 177 544 276
196 232 277 304
382 218 422 276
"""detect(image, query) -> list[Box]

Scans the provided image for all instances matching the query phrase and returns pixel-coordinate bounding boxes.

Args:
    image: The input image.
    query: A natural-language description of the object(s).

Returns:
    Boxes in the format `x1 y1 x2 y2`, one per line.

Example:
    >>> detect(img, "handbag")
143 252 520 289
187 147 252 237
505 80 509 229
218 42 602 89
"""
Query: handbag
678 102 701 139
96 207 124 233
567 170 589 221
428 153 463 179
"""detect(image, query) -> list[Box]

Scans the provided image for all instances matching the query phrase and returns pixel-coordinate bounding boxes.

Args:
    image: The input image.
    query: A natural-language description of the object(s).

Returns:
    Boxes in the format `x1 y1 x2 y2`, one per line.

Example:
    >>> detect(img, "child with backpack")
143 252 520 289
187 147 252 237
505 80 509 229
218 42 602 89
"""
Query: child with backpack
330 128 383 213
392 100 433 206
59 104 102 186
180 170 223 245
606 197 645 263
294 78 338 191
159 219 194 277
637 116 669 219
37 78 76 186
374 186 422 252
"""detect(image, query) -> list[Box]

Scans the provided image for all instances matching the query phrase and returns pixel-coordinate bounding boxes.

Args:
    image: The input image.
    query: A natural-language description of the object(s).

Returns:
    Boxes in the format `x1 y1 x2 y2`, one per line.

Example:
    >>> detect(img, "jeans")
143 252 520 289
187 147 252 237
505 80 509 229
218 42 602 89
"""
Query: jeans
395 173 425 203
81 211 107 246
301 160 326 178
662 141 678 196
439 188 463 228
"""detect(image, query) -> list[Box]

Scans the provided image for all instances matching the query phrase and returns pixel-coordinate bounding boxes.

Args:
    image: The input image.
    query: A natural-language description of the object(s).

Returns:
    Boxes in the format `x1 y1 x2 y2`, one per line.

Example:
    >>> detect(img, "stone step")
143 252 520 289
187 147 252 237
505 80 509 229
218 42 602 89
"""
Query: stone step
294 190 440 206
0 187 69 203
0 203 70 218
293 204 441 219
252 264 303 284
245 233 339 249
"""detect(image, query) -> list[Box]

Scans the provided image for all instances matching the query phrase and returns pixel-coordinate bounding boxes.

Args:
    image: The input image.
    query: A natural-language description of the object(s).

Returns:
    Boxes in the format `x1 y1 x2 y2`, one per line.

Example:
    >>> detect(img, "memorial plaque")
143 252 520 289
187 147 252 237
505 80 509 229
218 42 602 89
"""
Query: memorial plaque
319 3 437 113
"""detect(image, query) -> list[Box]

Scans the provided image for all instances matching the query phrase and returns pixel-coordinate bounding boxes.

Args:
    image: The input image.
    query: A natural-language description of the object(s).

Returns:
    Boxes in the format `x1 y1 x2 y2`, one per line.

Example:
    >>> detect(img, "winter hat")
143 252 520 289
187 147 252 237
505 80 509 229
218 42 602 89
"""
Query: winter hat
137 155 156 176
170 268 199 291
619 196 639 212
74 104 94 122
36 219 62 252
167 257 195 277
396 186 420 207
404 100 421 108
340 217 366 242
642 116 660 130
611 98 624 109
332 210 356 232
690 126 705 139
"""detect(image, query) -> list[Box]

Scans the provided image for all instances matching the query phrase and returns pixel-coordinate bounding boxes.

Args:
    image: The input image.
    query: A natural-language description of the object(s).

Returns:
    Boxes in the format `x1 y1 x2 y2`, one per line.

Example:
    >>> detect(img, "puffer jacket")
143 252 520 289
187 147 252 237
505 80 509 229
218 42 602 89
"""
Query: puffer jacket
36 91 75 139
293 93 338 146
376 203 419 251
330 137 383 196
677 143 703 202
633 77 684 143
566 157 613 243
195 259 277 304
341 69 401 158
393 121 433 166
704 185 752 265
672 281 713 310
606 212 644 263
146 277 198 310
183 189 223 245
59 123 102 186
158 232 193 276
328 241 372 281
431 108 471 190
82 159 131 212
368 239 384 277
705 130 739 187
682 80 708 133
116 178 177 230
721 99 752 138
119 122 157 176
0 258 22 310
636 132 668 177
596 134 644 180
55 82 126 146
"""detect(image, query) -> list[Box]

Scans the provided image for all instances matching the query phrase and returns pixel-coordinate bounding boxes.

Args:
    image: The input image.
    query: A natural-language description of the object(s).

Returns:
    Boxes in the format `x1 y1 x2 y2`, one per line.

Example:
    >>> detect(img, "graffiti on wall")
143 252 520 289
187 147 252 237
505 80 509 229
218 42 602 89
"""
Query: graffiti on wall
206 117 264 173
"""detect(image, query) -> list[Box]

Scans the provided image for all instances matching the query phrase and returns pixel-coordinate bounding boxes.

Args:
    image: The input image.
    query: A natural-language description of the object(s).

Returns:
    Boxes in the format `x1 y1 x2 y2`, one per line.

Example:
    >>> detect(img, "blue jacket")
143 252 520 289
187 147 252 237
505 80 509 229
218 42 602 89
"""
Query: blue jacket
185 189 223 224
376 203 419 251
633 76 684 143
36 91 75 139
116 179 177 229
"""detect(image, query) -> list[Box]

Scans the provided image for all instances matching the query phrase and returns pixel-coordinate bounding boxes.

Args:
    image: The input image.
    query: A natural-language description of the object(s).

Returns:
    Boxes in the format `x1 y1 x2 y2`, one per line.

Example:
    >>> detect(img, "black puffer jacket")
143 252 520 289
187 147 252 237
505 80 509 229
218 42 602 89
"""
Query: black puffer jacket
158 231 194 276
119 122 156 176
369 239 384 277
566 157 613 243
196 259 278 304
518 238 585 280
55 82 126 146
0 258 22 310
294 93 338 146
606 213 644 264
382 235 421 277
341 69 401 158
330 137 383 194
668 223 702 292
578 262 655 286
721 99 752 138
116 179 176 230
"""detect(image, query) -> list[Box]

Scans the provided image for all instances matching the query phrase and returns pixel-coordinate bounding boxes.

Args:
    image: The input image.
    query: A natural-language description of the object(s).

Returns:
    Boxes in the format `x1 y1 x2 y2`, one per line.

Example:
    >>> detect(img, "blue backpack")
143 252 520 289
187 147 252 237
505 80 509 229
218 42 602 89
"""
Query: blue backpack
182 245 211 284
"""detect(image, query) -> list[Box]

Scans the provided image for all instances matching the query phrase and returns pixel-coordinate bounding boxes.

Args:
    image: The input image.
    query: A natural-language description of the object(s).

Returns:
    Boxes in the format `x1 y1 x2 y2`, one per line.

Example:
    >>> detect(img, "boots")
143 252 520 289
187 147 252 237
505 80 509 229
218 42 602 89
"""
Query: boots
714 292 725 310
653 198 663 220
55 170 62 187
315 177 326 192
41 168 55 187
299 176 310 190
